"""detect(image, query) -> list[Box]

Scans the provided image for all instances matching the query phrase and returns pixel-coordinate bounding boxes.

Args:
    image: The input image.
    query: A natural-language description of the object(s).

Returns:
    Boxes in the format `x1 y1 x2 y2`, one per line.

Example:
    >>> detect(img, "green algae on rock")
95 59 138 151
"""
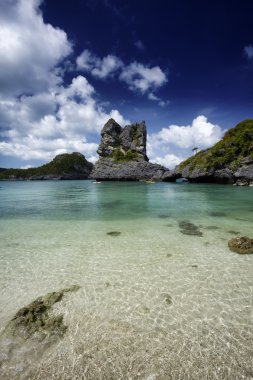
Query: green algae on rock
228 236 253 254
4 285 80 340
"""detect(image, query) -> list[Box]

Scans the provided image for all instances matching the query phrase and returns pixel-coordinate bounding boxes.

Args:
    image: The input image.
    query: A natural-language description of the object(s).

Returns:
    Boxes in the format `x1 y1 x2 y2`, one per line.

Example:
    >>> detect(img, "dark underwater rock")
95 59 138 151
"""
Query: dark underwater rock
5 285 80 340
178 221 203 237
0 285 81 378
228 236 253 254
209 211 227 217
107 231 121 236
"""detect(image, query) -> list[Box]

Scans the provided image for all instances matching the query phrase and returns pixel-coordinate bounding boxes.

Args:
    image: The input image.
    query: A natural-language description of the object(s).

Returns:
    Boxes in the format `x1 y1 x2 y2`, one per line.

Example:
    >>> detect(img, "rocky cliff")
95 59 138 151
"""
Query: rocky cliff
0 152 93 180
163 119 253 185
91 119 169 180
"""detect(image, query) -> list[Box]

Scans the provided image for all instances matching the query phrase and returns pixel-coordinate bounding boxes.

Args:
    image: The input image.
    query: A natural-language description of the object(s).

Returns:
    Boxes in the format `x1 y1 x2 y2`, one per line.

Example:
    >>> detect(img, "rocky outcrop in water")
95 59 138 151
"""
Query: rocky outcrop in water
228 236 253 254
91 119 170 180
163 120 253 185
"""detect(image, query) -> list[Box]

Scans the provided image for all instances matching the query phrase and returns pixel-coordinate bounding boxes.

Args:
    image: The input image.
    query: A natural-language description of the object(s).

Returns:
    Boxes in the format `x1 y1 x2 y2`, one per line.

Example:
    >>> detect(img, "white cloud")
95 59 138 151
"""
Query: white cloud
120 62 167 94
150 154 184 169
148 93 170 107
0 75 130 162
150 115 222 149
0 0 72 97
76 49 123 79
77 50 168 103
244 44 253 60
0 2 130 166
147 115 223 169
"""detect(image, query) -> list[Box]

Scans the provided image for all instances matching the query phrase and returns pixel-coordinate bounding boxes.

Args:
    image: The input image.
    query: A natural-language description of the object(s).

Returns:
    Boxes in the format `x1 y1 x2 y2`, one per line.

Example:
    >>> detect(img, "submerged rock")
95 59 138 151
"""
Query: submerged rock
227 230 240 235
161 293 172 305
228 236 253 254
0 285 81 378
209 211 227 217
205 225 220 230
107 231 121 236
5 285 80 340
178 221 203 237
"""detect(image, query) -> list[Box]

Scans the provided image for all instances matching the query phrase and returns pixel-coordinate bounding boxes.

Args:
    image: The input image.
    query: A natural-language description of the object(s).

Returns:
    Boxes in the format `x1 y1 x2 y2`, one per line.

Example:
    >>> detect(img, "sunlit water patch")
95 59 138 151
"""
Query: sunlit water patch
0 180 253 379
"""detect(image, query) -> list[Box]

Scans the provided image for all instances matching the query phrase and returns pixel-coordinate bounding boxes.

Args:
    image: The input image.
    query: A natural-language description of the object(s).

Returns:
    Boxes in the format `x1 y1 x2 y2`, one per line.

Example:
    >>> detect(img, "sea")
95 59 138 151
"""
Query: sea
0 180 253 379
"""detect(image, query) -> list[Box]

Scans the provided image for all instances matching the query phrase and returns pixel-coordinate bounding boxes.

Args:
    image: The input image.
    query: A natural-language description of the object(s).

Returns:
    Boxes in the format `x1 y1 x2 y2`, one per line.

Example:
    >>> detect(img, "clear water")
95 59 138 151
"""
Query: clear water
0 180 253 379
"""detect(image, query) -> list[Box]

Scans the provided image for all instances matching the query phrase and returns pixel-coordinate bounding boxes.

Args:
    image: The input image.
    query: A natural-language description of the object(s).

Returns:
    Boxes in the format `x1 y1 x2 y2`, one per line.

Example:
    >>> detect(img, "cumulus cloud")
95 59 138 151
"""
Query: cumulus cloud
244 44 253 60
0 76 129 161
150 115 222 149
0 1 130 166
0 0 72 97
120 62 167 94
76 50 168 103
0 75 130 162
77 49 123 79
150 153 184 169
147 115 223 169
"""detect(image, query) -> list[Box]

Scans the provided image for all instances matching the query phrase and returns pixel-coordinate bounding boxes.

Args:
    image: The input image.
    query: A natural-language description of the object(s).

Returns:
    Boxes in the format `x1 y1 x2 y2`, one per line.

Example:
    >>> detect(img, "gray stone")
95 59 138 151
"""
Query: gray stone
91 119 170 180
91 158 168 180
235 164 253 181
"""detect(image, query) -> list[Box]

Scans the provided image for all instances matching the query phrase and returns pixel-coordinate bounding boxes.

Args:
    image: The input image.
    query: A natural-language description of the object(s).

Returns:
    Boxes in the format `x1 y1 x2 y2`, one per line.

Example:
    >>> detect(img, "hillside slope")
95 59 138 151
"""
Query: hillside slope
163 119 253 185
0 152 93 180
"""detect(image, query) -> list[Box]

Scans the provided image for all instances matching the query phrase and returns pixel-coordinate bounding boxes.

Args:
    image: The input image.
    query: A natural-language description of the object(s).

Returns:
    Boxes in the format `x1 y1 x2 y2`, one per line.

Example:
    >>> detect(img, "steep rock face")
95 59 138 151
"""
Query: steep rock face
97 118 148 161
164 119 253 185
0 152 93 180
92 158 168 180
92 119 169 180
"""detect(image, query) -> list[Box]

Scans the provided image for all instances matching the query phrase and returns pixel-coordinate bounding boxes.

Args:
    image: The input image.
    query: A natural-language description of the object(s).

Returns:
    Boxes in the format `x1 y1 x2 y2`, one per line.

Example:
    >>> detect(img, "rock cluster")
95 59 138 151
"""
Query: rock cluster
91 119 169 180
228 236 253 254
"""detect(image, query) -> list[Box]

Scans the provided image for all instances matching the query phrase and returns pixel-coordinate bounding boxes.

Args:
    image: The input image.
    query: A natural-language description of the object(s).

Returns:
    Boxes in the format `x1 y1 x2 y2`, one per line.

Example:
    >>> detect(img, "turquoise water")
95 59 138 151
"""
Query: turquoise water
0 180 253 379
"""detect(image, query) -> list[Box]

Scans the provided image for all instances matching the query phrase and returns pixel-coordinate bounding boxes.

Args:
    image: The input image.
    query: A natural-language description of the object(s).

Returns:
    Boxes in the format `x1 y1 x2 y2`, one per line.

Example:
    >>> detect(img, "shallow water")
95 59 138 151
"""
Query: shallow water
0 180 253 379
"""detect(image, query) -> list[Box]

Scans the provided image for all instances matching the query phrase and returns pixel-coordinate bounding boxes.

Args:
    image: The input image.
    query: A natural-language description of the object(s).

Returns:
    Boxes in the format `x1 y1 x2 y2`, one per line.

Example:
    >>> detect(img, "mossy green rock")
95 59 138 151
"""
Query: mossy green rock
4 285 80 340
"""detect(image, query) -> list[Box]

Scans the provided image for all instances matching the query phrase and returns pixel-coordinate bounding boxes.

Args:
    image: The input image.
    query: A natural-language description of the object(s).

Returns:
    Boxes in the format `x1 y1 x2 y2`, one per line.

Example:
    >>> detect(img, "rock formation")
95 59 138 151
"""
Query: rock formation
0 152 93 180
91 119 169 180
228 236 253 254
163 119 253 185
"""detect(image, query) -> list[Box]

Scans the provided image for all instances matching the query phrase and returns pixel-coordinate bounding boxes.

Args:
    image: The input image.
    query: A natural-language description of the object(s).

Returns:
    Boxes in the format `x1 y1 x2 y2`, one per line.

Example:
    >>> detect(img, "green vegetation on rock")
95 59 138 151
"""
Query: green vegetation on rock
0 152 93 180
109 148 138 162
178 119 253 172
3 285 80 340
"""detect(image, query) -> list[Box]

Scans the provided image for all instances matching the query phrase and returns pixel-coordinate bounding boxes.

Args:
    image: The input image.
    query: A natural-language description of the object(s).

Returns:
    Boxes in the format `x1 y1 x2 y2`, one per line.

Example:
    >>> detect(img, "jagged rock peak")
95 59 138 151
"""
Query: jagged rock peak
97 118 148 161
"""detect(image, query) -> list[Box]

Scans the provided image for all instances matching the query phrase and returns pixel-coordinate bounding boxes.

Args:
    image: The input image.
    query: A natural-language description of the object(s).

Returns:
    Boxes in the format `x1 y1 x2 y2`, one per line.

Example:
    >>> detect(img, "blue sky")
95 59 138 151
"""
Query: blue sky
0 0 253 169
